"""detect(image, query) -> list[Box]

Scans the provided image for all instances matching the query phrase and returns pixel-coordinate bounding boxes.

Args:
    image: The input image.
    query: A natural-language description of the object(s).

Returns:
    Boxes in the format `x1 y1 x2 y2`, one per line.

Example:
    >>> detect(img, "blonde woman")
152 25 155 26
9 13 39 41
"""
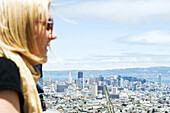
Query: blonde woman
0 0 57 113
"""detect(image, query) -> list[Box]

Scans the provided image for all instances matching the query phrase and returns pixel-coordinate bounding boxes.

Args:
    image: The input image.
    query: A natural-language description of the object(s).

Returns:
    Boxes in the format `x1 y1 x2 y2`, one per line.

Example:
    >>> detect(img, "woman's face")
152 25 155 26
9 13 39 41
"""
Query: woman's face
35 12 57 60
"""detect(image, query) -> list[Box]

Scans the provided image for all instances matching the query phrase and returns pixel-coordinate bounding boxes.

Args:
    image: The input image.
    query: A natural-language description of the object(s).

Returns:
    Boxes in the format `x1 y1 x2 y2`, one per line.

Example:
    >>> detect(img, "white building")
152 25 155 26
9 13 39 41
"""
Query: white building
68 72 72 83
91 84 98 97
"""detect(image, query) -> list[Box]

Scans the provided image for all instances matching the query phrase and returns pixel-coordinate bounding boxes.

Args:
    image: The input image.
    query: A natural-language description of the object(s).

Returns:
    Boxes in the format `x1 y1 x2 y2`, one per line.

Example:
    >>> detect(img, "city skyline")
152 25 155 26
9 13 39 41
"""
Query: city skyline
44 0 170 71
43 69 170 113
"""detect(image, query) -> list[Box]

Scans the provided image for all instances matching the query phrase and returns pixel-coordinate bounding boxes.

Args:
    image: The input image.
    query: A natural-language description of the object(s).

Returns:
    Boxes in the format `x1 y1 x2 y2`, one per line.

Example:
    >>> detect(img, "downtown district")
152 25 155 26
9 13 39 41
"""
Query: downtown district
43 71 170 113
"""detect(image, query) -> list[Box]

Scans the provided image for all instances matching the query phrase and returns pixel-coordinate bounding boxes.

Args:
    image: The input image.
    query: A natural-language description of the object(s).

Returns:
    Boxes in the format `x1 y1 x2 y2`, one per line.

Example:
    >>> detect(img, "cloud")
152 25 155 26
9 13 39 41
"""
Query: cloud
44 52 170 70
121 30 170 45
102 59 120 63
54 0 170 23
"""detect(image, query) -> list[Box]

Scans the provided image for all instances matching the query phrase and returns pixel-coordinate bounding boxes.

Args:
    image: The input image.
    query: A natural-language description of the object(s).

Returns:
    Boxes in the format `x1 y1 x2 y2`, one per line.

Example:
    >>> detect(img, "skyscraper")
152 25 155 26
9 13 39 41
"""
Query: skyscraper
98 85 105 95
120 78 124 88
99 75 104 81
99 75 104 85
78 71 84 89
78 71 83 78
68 72 72 83
91 83 98 97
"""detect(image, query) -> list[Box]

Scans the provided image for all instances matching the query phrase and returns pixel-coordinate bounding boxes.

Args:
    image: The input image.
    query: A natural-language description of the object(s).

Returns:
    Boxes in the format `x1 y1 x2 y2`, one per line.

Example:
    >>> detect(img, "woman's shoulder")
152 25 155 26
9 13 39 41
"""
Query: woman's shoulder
0 57 21 90
0 57 19 70
0 57 24 113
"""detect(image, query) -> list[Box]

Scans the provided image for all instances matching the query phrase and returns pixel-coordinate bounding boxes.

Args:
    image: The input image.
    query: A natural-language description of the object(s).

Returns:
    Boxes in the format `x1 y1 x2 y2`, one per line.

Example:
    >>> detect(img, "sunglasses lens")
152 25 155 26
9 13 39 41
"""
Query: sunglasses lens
35 18 53 31
47 18 53 31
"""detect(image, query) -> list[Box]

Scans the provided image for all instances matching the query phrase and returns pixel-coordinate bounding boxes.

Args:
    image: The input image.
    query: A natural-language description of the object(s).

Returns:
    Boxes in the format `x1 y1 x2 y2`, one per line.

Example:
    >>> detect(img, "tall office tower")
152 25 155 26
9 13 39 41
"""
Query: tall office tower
124 80 129 88
84 76 90 89
112 79 118 87
99 75 104 81
84 76 89 84
95 77 99 85
89 75 95 85
116 75 121 87
68 72 72 83
110 78 113 86
112 75 118 87
158 74 162 86
78 71 84 89
106 79 111 86
120 78 124 88
99 75 104 85
78 71 83 78
91 84 98 97
80 78 84 89
98 85 105 95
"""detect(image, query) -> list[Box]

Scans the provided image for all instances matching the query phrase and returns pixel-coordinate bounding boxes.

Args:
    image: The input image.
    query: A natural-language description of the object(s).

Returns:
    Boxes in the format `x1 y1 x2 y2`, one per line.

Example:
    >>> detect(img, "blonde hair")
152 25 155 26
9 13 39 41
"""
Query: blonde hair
0 0 50 112
0 0 50 65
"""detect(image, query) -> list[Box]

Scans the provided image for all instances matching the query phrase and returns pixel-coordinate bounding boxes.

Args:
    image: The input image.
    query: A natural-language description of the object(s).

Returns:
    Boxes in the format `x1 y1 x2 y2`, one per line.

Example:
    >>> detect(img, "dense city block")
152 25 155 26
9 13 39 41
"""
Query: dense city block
43 72 170 113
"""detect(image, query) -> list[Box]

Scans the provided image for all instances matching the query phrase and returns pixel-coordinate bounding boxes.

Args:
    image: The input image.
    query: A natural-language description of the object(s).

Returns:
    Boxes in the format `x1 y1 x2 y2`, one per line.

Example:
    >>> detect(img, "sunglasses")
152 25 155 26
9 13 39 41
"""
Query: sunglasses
35 18 53 32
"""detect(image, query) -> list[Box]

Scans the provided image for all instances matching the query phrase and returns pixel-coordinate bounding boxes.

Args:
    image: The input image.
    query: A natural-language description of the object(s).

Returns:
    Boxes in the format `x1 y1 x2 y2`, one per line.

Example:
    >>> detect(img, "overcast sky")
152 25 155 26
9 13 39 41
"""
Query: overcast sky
43 0 170 71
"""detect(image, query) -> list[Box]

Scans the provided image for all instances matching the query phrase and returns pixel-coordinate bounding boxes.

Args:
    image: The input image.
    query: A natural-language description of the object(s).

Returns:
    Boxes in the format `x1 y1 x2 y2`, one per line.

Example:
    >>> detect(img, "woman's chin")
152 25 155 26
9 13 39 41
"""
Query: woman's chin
40 54 47 63
43 56 48 61
42 58 47 64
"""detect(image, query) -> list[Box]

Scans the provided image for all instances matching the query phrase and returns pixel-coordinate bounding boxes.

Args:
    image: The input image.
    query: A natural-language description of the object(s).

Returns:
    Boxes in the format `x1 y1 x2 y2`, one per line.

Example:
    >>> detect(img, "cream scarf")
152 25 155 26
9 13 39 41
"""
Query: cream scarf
0 52 43 113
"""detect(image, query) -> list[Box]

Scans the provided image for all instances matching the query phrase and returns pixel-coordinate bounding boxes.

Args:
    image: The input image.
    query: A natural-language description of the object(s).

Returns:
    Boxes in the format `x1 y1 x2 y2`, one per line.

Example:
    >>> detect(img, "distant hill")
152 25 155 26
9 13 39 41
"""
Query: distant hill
43 66 170 84
43 66 170 78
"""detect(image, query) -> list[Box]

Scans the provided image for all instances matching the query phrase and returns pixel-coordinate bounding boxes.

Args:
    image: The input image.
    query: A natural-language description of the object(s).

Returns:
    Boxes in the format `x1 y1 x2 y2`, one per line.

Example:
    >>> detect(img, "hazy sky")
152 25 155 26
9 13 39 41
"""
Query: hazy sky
43 0 170 71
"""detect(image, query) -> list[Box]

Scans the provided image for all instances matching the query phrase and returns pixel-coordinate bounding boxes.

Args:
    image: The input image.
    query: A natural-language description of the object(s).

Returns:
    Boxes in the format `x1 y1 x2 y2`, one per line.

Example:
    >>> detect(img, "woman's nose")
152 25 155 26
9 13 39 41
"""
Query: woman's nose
49 31 57 40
